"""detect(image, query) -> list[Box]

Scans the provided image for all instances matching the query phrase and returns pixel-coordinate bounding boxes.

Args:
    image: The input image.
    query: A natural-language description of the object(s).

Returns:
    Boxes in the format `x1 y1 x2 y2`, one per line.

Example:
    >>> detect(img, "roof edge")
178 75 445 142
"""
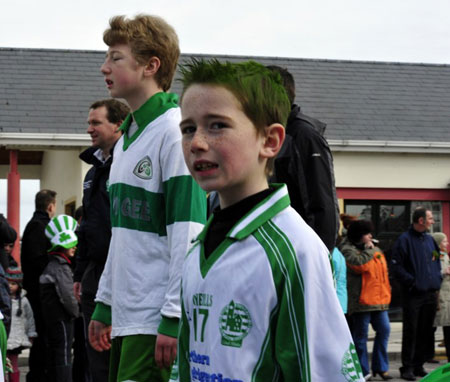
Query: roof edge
2 133 450 154
0 132 90 148
329 139 450 154
1 47 449 68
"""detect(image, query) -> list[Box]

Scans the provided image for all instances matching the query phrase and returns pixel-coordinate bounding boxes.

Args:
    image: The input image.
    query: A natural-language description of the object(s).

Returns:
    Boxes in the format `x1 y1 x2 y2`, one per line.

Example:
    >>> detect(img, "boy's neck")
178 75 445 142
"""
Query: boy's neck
127 82 164 112
218 178 269 209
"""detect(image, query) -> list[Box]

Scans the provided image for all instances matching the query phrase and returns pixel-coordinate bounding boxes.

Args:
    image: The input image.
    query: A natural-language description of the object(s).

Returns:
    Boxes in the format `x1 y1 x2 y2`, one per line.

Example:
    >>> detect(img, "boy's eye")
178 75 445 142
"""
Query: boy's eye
180 125 196 135
210 122 227 130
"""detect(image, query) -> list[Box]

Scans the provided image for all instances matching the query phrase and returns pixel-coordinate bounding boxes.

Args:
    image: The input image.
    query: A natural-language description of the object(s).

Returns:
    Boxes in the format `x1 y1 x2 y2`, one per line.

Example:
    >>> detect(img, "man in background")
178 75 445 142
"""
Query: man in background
268 66 339 252
73 99 129 381
21 189 57 382
392 207 442 380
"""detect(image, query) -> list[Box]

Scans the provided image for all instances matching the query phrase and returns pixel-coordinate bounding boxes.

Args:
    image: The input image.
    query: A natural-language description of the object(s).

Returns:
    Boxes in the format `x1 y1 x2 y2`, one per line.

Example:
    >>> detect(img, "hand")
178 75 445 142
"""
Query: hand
88 320 112 352
364 241 374 249
73 282 82 303
155 333 177 369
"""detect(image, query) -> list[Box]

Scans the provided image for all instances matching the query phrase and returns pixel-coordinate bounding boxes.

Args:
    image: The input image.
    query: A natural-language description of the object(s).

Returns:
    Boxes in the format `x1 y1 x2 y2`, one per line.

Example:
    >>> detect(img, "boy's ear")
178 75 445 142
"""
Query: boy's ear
260 123 285 159
143 57 161 77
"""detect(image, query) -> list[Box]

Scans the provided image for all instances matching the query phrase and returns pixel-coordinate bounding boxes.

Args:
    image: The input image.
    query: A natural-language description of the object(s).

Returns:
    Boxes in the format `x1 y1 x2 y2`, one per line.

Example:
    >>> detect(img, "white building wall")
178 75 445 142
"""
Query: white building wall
40 149 87 214
333 152 450 189
0 165 41 179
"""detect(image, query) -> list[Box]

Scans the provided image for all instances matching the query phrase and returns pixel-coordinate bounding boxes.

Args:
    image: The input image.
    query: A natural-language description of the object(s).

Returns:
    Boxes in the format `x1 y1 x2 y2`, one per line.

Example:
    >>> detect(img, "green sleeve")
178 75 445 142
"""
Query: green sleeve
91 302 112 325
178 295 191 382
163 175 206 226
253 225 311 381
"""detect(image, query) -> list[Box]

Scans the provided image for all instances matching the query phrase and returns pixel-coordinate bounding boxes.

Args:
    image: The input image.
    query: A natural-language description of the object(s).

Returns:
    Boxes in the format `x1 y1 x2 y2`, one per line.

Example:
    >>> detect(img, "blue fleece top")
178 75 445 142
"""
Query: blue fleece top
391 225 442 292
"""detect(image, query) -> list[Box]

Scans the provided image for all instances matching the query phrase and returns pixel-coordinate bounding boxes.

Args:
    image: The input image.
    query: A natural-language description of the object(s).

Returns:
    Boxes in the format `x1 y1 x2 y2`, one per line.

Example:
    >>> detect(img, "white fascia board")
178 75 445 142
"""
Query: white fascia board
328 139 450 154
0 133 90 149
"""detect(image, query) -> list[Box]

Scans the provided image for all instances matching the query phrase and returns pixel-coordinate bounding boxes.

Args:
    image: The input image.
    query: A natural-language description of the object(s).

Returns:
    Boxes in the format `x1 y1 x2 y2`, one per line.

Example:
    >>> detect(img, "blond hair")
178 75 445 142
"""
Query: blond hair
104 14 180 91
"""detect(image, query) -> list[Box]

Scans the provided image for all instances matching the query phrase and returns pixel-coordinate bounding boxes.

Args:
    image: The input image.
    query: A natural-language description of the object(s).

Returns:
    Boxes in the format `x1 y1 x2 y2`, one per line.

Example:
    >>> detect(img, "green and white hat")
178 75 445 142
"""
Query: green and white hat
45 214 78 252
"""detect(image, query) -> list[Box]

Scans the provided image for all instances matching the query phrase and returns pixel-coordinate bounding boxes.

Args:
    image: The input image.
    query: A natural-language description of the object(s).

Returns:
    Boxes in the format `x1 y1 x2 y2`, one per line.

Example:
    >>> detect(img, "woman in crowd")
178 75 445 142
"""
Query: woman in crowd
339 220 392 381
432 232 450 362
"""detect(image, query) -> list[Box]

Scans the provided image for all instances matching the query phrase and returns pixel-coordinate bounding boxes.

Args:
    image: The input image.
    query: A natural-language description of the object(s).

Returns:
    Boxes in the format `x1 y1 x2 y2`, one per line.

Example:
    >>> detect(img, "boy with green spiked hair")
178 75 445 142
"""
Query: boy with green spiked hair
40 215 79 381
172 59 364 381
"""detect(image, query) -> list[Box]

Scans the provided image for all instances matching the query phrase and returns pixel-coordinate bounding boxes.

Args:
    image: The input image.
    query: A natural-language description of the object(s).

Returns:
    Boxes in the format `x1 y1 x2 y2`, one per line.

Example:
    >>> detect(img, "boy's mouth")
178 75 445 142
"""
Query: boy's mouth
194 161 218 171
105 79 113 87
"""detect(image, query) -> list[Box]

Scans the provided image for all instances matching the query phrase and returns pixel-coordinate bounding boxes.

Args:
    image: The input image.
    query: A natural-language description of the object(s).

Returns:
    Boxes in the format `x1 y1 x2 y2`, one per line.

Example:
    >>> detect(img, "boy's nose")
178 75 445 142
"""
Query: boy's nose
190 132 208 152
100 61 110 74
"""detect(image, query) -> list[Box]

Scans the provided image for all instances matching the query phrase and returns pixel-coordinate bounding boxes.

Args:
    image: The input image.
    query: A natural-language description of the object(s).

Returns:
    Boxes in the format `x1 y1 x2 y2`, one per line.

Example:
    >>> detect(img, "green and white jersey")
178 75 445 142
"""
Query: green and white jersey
173 185 363 382
95 93 206 337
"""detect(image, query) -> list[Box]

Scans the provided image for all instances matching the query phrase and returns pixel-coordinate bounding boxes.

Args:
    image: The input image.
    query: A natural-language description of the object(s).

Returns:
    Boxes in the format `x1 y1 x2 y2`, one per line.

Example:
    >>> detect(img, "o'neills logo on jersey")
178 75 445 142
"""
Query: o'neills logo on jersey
219 301 252 348
133 156 153 179
341 343 364 381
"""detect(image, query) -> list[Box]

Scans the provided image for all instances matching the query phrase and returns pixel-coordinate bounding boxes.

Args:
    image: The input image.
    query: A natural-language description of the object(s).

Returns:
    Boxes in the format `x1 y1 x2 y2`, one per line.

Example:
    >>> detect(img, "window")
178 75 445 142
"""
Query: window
411 201 442 233
344 200 442 250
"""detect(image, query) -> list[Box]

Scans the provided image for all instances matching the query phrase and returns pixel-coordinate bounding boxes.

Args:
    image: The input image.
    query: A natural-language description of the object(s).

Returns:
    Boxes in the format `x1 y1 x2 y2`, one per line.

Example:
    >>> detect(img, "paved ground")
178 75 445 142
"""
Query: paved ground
363 323 446 381
14 323 449 381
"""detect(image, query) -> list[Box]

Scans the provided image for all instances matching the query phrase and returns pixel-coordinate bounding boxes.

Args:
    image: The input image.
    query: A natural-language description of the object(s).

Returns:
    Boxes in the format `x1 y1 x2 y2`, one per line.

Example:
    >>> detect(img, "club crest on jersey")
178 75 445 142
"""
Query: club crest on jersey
219 300 252 348
133 156 153 180
341 343 364 381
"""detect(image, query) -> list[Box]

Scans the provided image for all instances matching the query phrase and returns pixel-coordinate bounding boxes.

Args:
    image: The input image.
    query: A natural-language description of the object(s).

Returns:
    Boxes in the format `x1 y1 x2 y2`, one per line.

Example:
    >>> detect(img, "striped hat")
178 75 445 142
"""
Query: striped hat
45 214 78 252
6 266 23 284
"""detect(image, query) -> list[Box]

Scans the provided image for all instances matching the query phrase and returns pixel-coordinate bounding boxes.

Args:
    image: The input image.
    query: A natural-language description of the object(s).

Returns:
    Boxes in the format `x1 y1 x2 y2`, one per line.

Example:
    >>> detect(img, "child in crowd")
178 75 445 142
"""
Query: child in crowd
6 267 36 382
3 243 17 268
40 215 79 382
172 59 363 381
88 14 206 382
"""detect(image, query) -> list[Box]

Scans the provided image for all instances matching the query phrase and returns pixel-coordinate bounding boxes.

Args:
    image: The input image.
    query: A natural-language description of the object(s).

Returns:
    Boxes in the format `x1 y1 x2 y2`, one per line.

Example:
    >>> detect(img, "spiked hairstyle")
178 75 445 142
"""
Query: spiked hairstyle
179 59 290 175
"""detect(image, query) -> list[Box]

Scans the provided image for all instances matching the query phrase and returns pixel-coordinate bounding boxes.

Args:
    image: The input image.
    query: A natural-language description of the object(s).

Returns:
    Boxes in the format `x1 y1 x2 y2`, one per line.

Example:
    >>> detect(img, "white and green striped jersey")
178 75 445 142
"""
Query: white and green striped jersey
95 93 206 337
173 184 363 382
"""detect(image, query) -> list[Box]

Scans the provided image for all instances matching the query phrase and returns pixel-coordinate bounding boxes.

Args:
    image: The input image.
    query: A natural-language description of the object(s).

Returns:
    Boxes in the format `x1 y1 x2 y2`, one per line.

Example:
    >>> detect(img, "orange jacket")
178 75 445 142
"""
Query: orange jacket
339 238 391 313
348 251 391 306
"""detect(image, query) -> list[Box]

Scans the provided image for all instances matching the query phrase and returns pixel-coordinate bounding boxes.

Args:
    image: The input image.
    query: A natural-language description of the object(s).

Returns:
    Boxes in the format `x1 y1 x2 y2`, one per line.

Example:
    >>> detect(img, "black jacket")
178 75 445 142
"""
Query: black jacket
0 265 11 334
40 253 79 323
74 147 114 296
271 105 339 252
21 210 51 293
0 214 17 272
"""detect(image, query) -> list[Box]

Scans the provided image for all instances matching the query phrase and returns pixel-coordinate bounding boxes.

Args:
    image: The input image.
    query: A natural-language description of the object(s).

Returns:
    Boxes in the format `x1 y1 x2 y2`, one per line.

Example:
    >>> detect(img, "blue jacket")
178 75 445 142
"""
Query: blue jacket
332 247 348 313
392 226 442 293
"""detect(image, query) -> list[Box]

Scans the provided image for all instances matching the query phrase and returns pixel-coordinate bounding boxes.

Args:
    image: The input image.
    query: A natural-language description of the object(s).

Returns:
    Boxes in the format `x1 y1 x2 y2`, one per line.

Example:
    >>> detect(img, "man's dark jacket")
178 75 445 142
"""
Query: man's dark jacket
391 226 442 293
271 105 339 252
21 210 51 293
74 147 113 297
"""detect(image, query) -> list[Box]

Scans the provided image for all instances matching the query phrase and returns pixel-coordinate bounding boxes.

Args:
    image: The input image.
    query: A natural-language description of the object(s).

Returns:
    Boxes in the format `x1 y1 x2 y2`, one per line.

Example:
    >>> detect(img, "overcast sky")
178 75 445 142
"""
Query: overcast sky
1 0 449 64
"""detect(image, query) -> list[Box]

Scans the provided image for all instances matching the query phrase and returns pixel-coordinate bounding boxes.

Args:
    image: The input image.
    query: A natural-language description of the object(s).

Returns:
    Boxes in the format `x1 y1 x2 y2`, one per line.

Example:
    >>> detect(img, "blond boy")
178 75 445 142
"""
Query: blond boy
172 60 363 381
88 15 206 382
